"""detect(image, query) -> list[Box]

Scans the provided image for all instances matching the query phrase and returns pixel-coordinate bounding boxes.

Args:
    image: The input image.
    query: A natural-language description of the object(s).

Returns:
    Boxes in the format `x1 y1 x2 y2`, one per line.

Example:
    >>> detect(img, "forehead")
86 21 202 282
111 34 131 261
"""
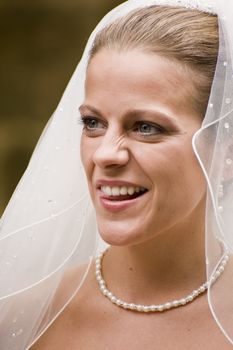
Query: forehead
85 49 199 119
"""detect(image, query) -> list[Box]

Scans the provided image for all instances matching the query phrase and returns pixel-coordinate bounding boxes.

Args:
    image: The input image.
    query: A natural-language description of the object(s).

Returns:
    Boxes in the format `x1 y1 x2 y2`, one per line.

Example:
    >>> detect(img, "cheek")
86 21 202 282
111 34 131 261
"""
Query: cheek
80 134 86 164
141 141 205 199
80 136 94 175
80 138 94 201
80 136 102 202
160 145 206 209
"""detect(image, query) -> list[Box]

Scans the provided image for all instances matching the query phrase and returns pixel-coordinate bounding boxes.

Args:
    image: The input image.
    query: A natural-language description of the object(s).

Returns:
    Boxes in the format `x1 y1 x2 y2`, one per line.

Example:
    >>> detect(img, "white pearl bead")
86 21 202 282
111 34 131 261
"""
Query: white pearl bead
116 299 122 306
186 295 193 302
150 305 158 312
143 306 150 312
180 299 186 305
172 300 179 307
165 302 172 309
211 275 217 282
198 286 205 293
100 285 105 292
129 303 136 310
111 296 117 303
158 305 165 312
107 291 113 298
136 305 143 312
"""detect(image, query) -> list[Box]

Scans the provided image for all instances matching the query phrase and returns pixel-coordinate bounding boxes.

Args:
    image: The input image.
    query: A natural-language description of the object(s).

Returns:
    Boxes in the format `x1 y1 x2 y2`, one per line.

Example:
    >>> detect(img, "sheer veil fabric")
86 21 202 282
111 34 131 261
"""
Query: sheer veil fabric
0 0 233 348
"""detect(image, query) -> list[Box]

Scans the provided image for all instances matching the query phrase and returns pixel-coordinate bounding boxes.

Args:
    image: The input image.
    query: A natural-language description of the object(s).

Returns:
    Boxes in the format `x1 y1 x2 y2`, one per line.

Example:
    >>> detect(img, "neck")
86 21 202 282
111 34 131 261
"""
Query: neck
102 204 206 304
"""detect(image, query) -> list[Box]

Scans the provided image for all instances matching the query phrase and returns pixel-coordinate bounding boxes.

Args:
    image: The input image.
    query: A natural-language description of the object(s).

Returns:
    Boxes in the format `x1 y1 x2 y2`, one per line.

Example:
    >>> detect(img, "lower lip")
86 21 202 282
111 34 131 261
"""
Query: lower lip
98 191 147 212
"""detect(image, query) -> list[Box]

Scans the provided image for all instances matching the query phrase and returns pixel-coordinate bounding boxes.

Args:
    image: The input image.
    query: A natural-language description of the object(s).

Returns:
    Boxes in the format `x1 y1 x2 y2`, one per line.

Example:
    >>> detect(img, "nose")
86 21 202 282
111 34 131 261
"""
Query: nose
93 131 130 169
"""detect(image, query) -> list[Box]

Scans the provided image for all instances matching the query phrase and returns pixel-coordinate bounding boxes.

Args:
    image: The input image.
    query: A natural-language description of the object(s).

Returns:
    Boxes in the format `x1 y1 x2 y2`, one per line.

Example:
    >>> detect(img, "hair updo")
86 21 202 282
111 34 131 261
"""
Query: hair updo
89 6 219 117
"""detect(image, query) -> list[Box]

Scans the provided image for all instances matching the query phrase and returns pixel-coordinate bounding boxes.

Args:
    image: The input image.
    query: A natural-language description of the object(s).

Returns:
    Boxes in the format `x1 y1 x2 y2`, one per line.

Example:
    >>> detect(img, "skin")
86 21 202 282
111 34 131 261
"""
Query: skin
80 49 208 292
81 51 205 248
30 50 232 349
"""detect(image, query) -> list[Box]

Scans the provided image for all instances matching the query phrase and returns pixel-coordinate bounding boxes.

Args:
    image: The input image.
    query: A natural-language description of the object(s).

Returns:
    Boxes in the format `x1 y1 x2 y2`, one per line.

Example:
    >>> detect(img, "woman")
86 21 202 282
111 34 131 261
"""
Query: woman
1 0 233 349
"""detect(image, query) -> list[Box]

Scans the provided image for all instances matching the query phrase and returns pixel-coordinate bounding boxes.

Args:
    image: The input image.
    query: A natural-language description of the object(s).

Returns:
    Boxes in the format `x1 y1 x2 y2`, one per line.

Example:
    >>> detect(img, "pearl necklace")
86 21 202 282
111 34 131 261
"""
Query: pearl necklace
95 250 229 313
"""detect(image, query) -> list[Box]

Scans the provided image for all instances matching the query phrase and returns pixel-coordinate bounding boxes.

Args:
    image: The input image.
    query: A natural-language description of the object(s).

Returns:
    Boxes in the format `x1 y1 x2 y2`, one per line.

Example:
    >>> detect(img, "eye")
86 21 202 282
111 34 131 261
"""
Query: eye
134 122 164 136
80 116 106 132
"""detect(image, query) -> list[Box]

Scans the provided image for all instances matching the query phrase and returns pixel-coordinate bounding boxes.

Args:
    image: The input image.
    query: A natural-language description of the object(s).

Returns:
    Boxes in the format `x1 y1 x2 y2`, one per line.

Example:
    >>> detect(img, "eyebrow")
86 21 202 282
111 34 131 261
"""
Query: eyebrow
79 104 180 129
79 104 102 116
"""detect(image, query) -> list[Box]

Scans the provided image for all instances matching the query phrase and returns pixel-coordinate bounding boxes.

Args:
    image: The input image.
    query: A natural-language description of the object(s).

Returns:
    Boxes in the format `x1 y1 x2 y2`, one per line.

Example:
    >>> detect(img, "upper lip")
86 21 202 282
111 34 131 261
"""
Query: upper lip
96 179 147 189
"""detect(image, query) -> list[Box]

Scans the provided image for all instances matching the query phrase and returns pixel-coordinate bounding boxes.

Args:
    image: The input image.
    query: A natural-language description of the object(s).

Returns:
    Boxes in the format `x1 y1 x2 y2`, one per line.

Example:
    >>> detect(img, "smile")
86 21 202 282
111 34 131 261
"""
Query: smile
101 185 147 198
98 184 148 212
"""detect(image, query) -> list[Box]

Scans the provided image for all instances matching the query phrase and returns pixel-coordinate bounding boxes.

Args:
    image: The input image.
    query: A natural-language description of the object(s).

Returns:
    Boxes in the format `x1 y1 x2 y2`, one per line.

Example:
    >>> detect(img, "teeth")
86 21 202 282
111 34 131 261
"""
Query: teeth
112 187 120 196
105 186 112 196
101 185 146 197
128 187 134 195
120 186 128 195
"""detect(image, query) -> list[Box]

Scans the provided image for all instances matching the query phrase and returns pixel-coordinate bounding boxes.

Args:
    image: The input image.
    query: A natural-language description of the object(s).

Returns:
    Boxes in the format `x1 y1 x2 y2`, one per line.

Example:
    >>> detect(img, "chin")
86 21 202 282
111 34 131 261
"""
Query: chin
99 234 131 247
97 221 148 247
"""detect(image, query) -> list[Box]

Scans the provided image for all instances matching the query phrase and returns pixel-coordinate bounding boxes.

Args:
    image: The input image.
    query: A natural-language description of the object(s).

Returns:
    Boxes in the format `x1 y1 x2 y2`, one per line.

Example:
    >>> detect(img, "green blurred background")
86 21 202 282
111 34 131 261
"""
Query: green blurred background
0 0 123 215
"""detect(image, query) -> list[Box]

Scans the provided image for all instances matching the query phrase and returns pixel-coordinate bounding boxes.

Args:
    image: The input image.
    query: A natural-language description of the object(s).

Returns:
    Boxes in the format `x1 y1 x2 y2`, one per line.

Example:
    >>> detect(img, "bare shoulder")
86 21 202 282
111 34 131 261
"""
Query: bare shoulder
29 260 100 350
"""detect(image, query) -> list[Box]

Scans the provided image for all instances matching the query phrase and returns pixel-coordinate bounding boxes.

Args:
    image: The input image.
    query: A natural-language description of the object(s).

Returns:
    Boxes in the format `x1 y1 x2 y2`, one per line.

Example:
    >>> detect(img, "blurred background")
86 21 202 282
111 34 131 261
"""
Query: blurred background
0 0 123 215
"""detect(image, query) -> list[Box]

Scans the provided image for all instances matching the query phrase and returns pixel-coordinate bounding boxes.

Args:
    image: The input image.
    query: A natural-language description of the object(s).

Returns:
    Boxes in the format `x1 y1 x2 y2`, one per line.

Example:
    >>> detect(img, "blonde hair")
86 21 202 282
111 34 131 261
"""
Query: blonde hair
89 6 219 116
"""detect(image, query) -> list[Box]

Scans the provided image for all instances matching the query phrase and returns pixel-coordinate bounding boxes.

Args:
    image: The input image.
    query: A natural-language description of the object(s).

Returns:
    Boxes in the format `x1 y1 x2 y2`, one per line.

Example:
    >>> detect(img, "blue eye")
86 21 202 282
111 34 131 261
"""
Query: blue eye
86 119 99 130
81 117 105 131
136 122 162 135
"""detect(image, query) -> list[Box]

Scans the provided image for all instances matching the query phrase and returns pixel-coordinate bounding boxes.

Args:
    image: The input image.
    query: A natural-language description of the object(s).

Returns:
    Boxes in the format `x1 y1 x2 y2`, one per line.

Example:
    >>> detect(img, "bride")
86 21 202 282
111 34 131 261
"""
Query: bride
1 1 233 349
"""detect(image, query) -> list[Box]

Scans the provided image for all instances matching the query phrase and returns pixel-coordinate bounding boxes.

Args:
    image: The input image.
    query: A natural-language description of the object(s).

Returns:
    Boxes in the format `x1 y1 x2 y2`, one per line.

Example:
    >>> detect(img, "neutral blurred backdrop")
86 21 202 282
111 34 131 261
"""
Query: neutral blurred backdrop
0 0 123 215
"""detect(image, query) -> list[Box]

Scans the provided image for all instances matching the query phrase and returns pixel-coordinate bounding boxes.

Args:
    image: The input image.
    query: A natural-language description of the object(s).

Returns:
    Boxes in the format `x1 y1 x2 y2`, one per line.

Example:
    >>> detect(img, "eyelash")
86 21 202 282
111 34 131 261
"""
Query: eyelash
79 116 106 131
79 116 166 136
133 121 165 135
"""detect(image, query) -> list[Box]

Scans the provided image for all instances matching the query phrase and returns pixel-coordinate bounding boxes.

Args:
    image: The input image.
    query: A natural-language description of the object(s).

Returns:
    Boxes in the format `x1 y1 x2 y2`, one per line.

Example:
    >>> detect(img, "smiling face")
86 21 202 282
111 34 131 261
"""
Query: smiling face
80 49 206 246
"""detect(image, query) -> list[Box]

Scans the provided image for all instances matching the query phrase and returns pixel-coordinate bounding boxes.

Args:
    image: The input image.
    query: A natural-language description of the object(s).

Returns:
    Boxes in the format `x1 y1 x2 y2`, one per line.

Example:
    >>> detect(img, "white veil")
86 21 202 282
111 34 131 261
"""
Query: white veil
193 1 233 343
0 0 233 348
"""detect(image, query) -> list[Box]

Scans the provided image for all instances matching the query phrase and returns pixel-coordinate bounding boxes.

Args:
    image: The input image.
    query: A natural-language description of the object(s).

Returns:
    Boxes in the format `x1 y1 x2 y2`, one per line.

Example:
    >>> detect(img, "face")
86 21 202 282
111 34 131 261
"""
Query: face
80 49 206 246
